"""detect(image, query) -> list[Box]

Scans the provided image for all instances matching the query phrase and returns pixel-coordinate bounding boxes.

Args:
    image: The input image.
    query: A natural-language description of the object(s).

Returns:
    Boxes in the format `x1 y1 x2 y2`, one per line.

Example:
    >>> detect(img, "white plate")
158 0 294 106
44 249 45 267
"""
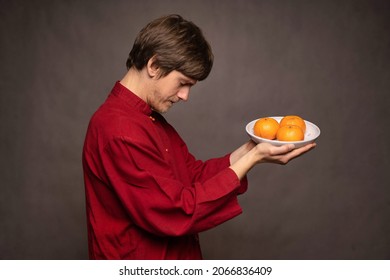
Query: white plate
246 116 321 148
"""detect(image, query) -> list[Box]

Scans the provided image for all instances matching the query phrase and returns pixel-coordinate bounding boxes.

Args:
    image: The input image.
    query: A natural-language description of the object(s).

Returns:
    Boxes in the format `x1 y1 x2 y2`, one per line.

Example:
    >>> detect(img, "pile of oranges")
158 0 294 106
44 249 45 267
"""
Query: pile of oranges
253 115 306 141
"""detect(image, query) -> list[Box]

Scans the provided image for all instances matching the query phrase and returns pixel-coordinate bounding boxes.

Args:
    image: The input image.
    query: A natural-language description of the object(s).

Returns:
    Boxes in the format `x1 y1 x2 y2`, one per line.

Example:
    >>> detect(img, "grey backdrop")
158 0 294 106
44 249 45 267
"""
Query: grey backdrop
1 0 389 259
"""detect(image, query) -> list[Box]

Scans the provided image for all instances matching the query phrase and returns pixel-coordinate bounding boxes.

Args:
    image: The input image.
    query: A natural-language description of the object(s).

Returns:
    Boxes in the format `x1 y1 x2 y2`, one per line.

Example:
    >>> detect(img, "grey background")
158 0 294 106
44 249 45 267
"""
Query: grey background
1 0 389 259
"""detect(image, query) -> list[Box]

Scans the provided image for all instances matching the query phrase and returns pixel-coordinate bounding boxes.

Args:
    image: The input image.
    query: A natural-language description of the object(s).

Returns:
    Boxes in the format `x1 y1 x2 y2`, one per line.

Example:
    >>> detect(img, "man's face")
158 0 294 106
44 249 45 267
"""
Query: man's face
147 70 197 113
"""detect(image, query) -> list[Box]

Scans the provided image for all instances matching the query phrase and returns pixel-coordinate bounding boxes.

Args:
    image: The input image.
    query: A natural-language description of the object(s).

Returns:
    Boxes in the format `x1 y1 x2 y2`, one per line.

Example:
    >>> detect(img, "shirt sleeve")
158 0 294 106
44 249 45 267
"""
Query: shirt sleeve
177 135 248 195
101 135 246 237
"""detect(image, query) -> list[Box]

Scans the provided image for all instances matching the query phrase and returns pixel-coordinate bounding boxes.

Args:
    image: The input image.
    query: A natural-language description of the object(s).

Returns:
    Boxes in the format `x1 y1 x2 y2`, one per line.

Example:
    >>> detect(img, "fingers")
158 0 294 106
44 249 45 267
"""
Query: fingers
257 142 317 165
258 143 295 156
281 143 317 163
294 142 317 155
272 144 296 155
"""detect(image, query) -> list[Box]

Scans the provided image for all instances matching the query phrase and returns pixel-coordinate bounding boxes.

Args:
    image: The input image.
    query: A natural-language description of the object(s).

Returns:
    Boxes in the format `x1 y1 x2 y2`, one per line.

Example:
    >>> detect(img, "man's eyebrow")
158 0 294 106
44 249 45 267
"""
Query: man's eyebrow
182 78 196 85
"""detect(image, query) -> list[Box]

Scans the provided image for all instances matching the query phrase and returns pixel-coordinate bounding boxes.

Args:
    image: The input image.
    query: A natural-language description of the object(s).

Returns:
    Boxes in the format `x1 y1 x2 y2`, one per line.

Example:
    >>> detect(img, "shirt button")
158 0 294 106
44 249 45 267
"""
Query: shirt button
165 148 169 152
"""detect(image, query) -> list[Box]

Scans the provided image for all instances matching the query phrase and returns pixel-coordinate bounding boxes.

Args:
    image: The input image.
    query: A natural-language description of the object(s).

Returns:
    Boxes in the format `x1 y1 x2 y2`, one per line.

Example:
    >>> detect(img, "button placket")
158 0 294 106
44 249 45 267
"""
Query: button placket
149 114 171 157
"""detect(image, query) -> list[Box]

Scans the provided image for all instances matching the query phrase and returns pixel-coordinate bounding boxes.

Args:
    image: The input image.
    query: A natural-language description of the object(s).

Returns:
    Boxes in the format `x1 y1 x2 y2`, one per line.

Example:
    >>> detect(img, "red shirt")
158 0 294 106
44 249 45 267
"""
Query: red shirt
82 82 248 259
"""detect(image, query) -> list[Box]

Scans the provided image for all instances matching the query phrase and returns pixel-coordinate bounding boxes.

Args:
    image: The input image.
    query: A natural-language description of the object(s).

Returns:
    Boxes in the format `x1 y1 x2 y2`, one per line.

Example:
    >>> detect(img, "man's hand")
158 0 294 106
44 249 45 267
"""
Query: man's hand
229 141 316 180
255 142 316 165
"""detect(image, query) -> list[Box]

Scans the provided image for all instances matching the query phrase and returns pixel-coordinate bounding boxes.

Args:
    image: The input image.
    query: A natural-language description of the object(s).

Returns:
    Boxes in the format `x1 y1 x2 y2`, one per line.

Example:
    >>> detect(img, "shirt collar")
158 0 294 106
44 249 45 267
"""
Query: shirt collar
111 81 152 116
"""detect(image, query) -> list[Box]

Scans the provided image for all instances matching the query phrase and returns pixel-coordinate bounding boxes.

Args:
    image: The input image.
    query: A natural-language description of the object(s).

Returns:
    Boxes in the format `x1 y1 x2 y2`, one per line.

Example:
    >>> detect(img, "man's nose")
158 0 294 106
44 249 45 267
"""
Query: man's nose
177 87 190 101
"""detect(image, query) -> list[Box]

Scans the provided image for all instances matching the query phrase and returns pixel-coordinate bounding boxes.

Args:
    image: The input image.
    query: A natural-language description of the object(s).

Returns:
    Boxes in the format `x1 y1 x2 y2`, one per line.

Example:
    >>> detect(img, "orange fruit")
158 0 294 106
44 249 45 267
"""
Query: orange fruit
253 117 280 140
276 125 304 141
280 115 306 134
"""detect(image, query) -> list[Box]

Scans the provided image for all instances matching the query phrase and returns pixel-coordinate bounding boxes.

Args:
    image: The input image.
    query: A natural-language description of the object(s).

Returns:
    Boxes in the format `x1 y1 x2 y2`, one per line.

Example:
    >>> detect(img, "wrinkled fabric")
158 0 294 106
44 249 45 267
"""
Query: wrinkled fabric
82 82 248 259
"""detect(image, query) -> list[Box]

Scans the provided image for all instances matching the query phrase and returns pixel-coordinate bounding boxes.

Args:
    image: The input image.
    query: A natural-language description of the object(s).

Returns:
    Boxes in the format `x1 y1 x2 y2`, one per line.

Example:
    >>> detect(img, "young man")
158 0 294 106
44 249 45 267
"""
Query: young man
82 14 315 259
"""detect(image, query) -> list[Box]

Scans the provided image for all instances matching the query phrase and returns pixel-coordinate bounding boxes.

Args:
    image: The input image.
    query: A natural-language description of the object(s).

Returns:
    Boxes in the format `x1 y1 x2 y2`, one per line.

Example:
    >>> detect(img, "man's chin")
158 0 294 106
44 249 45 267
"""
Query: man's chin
151 101 175 114
152 106 170 114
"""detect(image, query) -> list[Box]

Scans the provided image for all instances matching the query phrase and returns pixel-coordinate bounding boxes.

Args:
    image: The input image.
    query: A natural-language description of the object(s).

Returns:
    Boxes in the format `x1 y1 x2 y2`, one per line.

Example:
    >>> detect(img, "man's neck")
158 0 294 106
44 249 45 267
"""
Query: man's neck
120 68 150 102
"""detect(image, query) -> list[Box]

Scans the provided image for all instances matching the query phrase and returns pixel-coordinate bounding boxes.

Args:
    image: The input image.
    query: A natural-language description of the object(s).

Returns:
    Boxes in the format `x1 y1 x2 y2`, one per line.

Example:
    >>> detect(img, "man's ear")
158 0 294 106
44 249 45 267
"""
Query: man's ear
146 56 160 78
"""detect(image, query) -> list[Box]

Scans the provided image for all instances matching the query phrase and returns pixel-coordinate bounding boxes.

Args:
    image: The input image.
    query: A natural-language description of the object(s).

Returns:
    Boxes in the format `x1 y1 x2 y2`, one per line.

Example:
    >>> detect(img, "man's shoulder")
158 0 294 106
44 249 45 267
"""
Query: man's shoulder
88 100 158 140
90 96 140 124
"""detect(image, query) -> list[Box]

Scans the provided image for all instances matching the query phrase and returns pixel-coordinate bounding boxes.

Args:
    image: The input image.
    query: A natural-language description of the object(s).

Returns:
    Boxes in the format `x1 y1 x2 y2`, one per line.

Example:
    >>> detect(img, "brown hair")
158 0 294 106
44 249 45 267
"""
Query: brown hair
126 14 213 81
